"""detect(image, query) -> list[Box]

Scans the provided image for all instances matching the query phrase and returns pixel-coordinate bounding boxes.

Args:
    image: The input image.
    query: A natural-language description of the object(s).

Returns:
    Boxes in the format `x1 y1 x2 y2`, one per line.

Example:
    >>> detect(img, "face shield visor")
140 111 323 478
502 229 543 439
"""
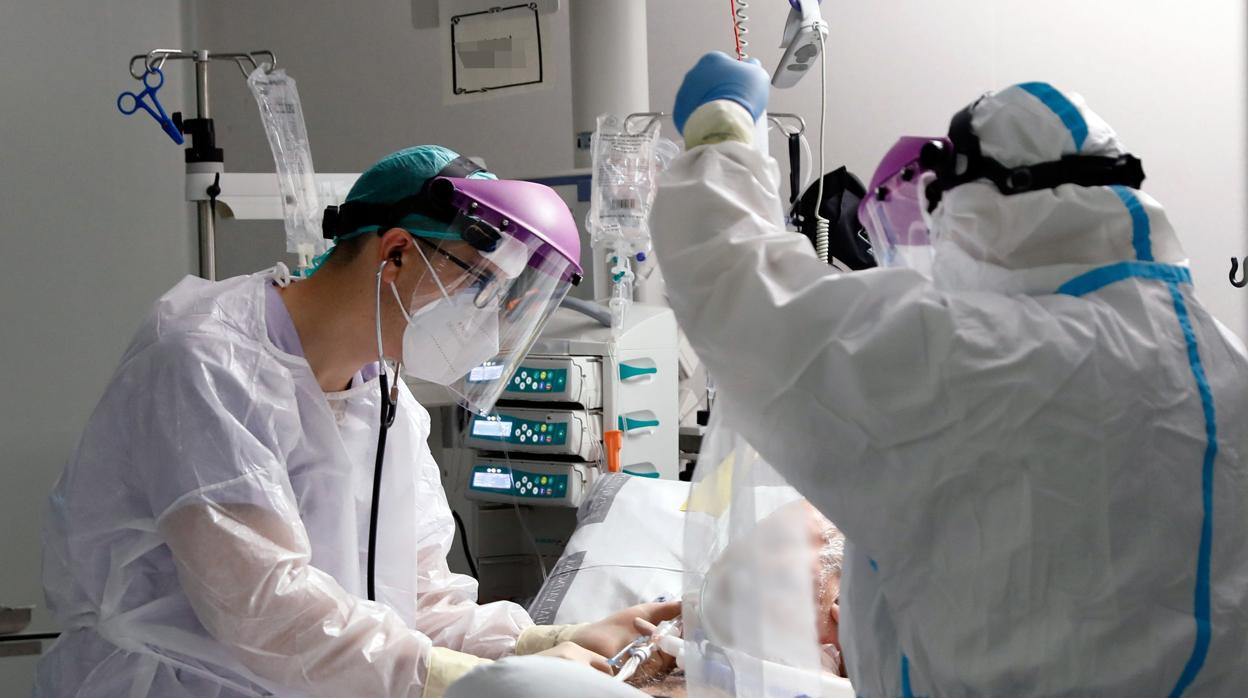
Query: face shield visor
395 177 582 416
858 136 949 274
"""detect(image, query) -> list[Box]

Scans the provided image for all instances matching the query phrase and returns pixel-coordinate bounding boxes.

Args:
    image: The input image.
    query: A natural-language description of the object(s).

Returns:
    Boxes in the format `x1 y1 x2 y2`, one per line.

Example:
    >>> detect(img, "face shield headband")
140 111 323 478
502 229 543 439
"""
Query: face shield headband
320 155 488 242
920 96 1147 213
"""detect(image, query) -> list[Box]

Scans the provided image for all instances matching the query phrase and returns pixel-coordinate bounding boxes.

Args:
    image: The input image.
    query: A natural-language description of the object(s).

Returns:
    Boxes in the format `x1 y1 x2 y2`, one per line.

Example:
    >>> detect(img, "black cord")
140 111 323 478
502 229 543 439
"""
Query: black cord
0 632 58 642
367 372 398 602
788 132 802 206
366 421 388 602
450 509 480 579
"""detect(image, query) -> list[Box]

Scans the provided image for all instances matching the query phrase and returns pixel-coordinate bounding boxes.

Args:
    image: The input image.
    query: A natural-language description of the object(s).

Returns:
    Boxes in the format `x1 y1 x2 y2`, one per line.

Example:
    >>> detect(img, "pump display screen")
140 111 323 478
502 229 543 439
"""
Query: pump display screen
469 465 570 499
468 363 506 383
472 420 514 438
472 471 513 490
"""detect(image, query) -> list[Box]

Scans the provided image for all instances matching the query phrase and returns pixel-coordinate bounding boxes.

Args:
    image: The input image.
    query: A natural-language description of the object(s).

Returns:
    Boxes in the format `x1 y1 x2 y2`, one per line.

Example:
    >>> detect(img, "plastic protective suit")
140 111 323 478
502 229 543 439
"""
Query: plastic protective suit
652 84 1248 696
36 268 565 697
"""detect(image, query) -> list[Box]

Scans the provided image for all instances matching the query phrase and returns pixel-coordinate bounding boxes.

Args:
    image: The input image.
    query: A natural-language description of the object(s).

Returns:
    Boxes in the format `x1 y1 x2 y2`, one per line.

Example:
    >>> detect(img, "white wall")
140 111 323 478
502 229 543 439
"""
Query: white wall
0 0 193 690
198 0 1247 337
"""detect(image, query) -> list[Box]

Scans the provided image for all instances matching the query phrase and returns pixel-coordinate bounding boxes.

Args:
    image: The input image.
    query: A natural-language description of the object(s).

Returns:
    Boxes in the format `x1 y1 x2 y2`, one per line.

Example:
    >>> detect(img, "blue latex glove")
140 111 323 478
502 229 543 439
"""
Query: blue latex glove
672 52 771 135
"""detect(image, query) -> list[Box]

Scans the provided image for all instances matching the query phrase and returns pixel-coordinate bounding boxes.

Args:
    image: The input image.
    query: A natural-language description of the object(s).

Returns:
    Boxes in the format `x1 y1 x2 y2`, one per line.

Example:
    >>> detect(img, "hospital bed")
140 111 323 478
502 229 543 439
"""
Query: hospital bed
527 473 855 697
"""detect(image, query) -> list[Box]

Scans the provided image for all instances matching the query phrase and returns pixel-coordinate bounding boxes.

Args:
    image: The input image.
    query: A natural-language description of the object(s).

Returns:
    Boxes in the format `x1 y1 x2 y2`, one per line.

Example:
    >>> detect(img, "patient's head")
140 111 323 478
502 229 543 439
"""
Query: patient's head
700 499 846 673
805 501 844 649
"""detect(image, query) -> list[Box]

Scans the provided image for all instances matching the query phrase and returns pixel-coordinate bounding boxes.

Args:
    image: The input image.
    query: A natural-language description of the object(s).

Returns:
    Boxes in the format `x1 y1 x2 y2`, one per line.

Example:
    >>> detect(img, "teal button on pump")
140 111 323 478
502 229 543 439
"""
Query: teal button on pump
618 415 660 431
619 363 658 381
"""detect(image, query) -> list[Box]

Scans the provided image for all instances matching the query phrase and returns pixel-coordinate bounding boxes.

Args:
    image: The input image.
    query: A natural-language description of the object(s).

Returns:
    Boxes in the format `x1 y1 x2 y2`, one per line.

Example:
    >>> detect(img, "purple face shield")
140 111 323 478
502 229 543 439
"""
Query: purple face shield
431 177 582 282
411 177 582 414
858 136 950 273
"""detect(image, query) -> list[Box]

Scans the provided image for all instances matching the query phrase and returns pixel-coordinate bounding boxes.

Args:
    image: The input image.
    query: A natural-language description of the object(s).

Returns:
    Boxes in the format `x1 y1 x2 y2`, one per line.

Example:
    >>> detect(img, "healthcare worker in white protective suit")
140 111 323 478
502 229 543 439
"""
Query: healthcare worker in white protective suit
652 52 1248 696
37 145 677 698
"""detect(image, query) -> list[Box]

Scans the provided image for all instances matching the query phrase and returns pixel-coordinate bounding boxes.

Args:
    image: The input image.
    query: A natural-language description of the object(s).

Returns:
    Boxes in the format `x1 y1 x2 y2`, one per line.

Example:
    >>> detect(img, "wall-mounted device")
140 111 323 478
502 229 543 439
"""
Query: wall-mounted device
772 0 829 89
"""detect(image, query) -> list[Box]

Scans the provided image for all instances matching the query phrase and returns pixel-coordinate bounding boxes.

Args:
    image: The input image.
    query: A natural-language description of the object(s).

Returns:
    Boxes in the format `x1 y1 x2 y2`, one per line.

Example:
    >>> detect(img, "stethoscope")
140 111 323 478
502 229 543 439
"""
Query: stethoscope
363 247 499 601
367 257 401 602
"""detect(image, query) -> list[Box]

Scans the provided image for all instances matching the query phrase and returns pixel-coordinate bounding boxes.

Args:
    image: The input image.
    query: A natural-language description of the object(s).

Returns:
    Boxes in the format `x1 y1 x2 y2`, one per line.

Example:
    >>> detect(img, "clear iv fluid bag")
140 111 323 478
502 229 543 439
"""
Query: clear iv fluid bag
587 114 678 255
247 66 326 269
587 114 678 330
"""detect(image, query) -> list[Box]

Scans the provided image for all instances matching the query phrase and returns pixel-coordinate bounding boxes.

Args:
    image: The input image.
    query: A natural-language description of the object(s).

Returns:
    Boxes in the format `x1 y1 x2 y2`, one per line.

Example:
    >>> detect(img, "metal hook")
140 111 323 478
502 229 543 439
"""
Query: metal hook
130 49 185 79
768 112 807 136
128 55 148 80
230 51 277 77
253 50 277 71
624 112 666 135
146 49 188 76
129 48 278 80
233 55 259 78
1231 257 1247 289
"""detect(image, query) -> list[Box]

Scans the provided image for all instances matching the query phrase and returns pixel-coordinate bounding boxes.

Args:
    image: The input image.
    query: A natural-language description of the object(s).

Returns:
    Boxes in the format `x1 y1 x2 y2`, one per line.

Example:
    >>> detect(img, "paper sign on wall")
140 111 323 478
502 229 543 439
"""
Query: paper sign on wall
442 3 550 103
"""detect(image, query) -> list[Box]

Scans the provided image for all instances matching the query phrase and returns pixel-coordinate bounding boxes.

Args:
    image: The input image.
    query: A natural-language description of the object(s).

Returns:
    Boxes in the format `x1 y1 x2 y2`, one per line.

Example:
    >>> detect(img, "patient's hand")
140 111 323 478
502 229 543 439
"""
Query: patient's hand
629 618 683 697
571 601 681 659
623 618 678 686
535 641 613 675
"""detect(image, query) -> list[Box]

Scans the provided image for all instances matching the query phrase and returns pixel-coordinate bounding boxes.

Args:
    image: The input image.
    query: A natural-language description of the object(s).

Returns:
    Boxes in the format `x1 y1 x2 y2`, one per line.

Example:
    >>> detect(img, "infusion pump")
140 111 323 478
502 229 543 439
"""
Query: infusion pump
461 303 680 508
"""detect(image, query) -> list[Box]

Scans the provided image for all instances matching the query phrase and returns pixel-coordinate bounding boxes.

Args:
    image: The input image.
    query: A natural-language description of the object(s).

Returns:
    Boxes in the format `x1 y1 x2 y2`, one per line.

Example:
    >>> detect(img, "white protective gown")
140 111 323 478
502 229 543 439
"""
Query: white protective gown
652 86 1248 696
36 269 534 697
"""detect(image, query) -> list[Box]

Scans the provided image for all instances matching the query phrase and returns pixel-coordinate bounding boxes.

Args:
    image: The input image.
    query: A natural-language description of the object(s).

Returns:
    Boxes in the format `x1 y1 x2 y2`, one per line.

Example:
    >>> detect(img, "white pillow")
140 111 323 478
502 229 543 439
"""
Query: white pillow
529 474 690 624
528 474 800 624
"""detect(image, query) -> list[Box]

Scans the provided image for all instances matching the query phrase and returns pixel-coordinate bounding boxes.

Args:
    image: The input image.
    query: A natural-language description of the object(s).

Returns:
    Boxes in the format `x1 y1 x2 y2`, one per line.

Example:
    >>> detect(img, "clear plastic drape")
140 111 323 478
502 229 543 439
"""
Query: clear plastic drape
682 410 825 697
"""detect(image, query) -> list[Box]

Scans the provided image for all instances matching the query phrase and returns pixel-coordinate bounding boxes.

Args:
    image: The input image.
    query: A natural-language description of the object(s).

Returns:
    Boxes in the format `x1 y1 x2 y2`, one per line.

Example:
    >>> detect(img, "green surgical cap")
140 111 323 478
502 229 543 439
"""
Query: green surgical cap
304 145 496 276
340 144 496 242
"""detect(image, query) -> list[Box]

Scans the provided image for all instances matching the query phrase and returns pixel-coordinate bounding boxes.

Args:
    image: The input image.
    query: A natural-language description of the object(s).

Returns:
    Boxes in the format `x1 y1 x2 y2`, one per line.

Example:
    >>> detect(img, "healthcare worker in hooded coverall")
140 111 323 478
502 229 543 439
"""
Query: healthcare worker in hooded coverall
36 145 677 698
651 52 1248 696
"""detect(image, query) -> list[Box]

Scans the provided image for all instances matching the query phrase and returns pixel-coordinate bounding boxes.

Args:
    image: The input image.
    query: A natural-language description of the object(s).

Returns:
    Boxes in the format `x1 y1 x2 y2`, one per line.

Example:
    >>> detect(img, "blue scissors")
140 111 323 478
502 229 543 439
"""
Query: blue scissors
116 67 184 145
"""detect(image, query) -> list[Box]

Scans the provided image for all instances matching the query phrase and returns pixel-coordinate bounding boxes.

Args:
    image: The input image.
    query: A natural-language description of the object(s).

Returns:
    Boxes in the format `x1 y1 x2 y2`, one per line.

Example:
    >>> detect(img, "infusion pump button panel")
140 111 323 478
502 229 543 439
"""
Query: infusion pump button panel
501 356 601 408
509 368 567 395
464 408 601 460
466 461 591 507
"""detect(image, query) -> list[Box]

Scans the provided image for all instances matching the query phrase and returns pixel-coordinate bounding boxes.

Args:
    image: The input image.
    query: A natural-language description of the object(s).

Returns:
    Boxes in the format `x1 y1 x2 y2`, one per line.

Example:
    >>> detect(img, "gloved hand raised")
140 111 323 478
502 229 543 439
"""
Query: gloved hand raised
673 51 771 135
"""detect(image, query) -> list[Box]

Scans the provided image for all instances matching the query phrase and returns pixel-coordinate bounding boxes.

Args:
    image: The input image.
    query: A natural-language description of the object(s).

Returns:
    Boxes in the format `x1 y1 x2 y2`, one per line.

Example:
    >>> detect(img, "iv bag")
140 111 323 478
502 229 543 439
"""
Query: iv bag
586 114 679 255
247 66 327 270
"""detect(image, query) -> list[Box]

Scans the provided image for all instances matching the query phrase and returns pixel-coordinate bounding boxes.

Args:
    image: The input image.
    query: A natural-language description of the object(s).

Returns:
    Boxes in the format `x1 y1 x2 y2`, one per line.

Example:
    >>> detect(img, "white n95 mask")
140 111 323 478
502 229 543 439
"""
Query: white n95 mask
395 283 500 386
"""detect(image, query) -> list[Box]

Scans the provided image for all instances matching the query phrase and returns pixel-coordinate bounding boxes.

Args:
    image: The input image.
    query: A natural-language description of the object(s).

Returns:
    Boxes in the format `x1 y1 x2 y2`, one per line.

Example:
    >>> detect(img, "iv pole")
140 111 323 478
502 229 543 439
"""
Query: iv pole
127 49 275 280
193 53 217 281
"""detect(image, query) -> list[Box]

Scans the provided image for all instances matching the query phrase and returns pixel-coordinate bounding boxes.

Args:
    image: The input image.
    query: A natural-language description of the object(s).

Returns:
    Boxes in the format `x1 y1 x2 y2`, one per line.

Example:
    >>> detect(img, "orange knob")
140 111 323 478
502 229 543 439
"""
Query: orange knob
604 430 623 473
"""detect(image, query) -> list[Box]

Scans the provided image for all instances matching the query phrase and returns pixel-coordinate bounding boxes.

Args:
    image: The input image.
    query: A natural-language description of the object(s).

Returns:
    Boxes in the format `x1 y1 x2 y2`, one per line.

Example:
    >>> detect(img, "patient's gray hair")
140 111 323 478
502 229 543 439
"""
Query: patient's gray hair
814 514 845 601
